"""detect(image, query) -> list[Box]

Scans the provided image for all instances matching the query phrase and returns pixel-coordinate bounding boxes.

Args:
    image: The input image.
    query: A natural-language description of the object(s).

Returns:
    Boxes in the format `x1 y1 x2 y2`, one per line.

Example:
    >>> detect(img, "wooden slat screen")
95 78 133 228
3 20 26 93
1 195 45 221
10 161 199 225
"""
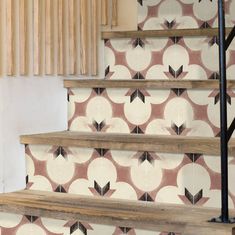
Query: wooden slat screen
0 0 118 77
45 0 54 75
7 0 16 76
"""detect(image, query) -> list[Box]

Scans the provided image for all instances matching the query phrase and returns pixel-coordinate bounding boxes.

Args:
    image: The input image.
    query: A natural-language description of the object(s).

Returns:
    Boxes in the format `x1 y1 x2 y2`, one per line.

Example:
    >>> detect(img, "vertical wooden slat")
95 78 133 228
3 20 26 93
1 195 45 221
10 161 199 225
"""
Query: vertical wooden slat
0 0 4 77
7 0 16 76
19 0 29 75
68 0 76 75
112 0 117 27
91 0 98 76
101 0 108 26
33 0 43 75
80 0 88 75
45 0 54 75
57 0 64 75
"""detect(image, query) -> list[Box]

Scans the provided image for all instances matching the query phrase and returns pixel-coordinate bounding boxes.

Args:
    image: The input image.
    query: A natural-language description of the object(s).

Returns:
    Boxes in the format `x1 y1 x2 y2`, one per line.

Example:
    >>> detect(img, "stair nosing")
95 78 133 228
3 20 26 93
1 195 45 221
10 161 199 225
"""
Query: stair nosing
0 190 234 235
64 79 235 89
102 27 233 39
19 131 235 156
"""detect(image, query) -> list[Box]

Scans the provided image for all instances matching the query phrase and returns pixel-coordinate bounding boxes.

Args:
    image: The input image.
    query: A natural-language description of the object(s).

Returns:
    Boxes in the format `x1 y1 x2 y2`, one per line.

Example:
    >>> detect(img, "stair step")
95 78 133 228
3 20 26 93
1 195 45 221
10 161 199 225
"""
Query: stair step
20 131 235 156
102 27 233 39
0 190 234 235
64 79 235 89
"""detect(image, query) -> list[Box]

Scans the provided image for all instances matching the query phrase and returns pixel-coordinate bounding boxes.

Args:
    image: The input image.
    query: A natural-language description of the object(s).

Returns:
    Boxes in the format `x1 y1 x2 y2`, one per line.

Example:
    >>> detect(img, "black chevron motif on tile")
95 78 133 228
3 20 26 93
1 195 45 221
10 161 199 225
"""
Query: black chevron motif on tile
170 36 182 44
104 39 110 45
185 188 203 204
164 20 176 29
185 153 202 162
105 66 110 77
208 72 220 80
214 93 231 105
139 152 154 164
119 227 132 233
137 0 143 6
138 25 143 31
95 148 109 156
55 185 67 193
171 88 186 96
130 89 145 103
169 65 183 78
93 120 106 131
199 0 212 2
171 123 186 135
200 22 211 29
26 175 29 184
132 38 145 48
70 222 79 234
78 222 88 235
54 146 67 158
131 126 144 134
93 88 106 95
25 215 39 223
139 193 154 202
208 36 219 46
132 72 145 80
67 93 70 102
94 181 110 196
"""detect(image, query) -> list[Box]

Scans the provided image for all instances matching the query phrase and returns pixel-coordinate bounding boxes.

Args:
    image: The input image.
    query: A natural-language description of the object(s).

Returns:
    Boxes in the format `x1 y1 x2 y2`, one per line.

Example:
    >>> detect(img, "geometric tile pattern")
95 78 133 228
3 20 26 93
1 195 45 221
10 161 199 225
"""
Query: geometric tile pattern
68 88 235 137
0 213 171 235
138 0 234 30
25 144 235 209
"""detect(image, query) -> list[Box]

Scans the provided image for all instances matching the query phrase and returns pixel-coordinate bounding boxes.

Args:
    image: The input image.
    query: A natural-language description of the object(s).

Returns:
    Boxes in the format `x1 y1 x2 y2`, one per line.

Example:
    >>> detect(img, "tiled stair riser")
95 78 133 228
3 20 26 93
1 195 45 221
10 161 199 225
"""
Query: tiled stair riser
25 144 235 208
68 87 235 137
0 213 169 235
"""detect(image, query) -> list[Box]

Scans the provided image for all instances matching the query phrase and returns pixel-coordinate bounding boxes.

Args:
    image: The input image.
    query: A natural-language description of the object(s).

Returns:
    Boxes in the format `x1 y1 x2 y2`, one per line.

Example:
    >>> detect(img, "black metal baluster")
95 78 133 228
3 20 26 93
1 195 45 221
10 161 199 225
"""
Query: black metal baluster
218 0 229 223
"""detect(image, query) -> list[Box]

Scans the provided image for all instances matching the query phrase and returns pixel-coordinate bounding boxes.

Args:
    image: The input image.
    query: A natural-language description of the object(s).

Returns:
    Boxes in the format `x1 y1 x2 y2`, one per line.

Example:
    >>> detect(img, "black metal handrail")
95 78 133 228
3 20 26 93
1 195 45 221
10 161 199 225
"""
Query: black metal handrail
211 0 235 223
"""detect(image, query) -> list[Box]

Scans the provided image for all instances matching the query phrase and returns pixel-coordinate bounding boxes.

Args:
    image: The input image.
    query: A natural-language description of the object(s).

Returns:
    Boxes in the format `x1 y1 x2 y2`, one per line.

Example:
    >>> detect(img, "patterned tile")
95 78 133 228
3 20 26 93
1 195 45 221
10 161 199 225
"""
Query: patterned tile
0 213 176 235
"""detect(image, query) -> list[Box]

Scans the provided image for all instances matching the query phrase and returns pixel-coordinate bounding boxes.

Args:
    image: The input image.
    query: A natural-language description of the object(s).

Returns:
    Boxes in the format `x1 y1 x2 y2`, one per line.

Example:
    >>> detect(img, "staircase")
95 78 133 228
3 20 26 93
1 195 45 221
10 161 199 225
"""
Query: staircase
2 4 235 235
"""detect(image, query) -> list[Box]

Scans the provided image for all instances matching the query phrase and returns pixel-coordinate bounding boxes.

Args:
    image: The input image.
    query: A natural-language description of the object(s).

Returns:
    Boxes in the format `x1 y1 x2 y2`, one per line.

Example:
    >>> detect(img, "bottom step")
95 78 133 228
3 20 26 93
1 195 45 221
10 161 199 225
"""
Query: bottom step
0 190 234 235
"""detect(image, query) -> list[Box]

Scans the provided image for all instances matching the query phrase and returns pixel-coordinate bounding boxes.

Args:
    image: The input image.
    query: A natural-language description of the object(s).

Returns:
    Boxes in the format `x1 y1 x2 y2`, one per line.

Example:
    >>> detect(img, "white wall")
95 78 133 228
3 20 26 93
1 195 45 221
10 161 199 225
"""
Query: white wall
0 77 67 193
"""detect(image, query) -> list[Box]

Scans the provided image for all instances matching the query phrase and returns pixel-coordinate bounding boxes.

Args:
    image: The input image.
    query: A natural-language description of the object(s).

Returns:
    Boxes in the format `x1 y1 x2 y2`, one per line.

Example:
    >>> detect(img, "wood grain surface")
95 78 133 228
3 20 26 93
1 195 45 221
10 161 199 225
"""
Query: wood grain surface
0 190 234 235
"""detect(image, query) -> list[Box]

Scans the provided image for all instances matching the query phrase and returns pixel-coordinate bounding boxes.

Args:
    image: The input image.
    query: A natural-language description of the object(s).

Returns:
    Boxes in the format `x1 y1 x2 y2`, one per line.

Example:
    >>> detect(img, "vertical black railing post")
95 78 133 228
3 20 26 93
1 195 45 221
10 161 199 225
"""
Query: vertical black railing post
218 0 229 223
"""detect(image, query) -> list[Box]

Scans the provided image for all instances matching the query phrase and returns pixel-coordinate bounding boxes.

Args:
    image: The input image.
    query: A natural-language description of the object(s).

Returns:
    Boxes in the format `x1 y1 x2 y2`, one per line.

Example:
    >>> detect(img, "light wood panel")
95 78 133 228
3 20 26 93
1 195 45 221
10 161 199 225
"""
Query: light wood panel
80 0 88 75
64 79 235 89
45 0 54 75
19 0 28 75
2 0 103 77
0 1 4 76
7 0 16 76
33 0 43 75
19 131 235 156
111 0 117 26
68 0 76 75
91 0 98 75
57 0 65 75
101 0 108 26
102 27 234 39
0 190 235 235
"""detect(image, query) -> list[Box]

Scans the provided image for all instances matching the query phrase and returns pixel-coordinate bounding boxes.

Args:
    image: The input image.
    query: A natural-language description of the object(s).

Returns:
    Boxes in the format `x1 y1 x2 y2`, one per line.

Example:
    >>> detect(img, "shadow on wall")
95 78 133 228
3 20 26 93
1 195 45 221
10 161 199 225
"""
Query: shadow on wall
0 77 67 193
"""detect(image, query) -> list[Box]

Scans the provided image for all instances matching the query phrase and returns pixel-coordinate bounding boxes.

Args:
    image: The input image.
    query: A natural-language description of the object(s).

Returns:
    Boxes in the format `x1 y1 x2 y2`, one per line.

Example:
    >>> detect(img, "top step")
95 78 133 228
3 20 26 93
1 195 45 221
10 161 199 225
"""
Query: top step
102 27 233 39
64 79 235 89
0 190 234 235
20 131 235 156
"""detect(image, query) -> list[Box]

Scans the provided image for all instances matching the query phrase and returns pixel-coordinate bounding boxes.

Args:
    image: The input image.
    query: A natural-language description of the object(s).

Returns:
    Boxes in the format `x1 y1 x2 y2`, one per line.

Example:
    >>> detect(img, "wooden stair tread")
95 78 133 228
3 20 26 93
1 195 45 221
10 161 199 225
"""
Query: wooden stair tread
64 79 235 89
102 27 233 39
20 131 235 156
0 190 234 235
